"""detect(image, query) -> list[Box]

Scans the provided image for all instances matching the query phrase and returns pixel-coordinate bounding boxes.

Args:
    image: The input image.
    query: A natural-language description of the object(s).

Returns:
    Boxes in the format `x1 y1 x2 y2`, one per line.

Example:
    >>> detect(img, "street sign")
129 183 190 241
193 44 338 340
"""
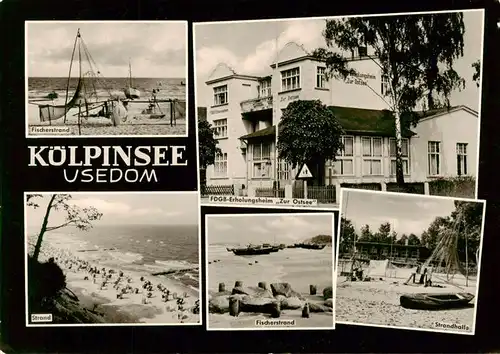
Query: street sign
296 163 313 179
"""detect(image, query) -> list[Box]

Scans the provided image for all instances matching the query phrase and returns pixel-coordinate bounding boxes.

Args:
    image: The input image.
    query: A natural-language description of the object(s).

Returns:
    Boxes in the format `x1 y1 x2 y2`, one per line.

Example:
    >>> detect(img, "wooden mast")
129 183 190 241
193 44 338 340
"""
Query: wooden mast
129 58 133 88
77 31 82 136
64 28 80 124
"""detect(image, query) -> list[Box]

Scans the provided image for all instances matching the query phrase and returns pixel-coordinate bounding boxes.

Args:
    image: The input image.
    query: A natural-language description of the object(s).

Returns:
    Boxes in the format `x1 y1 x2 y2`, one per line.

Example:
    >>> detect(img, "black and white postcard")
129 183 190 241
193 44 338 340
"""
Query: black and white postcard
24 192 201 326
195 10 484 208
337 188 486 335
26 21 188 138
205 212 336 330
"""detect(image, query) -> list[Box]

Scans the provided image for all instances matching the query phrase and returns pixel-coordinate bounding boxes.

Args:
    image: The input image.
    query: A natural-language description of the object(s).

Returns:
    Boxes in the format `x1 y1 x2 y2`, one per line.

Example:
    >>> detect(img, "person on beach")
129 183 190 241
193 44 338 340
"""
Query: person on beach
419 268 428 284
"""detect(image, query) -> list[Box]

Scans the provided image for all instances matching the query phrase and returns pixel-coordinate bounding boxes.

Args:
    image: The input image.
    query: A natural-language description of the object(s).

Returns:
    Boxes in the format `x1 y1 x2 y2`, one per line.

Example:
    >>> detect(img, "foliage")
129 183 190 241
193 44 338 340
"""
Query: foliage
472 60 481 88
198 119 221 169
27 255 66 306
307 234 333 245
26 194 103 261
314 13 465 184
339 217 357 253
278 100 345 175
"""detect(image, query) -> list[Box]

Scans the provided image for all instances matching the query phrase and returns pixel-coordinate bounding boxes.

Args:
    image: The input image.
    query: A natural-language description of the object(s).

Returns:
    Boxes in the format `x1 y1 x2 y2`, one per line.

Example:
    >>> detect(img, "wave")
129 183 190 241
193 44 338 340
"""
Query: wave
107 250 144 264
154 259 198 270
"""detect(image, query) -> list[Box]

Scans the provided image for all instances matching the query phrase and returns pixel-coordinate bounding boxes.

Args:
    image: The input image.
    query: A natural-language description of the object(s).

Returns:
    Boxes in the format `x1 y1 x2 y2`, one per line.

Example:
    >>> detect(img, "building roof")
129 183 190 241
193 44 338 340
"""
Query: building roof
327 106 416 137
355 241 426 249
416 105 478 122
240 125 276 140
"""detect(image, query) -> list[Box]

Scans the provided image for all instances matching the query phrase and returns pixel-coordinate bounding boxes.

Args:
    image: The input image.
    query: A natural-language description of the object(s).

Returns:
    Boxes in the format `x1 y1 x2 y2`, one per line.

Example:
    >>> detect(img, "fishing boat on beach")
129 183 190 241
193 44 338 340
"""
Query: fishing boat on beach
231 244 273 256
400 292 474 310
124 59 141 100
296 243 326 250
262 243 280 252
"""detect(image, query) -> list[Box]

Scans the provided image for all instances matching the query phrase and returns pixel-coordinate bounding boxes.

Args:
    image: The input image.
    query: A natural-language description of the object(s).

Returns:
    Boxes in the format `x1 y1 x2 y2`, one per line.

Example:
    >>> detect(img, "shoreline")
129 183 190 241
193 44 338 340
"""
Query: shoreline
27 234 200 325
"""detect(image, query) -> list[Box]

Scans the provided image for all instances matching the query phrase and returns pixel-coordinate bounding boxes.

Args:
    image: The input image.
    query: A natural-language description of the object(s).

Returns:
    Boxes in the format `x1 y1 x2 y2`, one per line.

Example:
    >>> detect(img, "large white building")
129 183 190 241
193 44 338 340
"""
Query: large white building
203 42 479 198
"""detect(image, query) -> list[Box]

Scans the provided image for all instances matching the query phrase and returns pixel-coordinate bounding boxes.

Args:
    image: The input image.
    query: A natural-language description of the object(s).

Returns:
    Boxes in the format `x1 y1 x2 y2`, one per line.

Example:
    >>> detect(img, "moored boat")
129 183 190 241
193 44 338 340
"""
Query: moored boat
296 243 326 250
400 292 475 310
231 244 273 256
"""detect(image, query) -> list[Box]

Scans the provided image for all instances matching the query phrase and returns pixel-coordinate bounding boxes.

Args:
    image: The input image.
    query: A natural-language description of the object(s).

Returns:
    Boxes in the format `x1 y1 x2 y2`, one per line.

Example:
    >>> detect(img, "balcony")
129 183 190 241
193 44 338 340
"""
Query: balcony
240 96 273 113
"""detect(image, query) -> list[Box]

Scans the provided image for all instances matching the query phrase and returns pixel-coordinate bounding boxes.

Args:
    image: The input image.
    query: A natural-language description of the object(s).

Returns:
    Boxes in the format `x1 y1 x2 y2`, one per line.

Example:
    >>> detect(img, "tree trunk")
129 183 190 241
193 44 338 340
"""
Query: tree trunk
394 110 405 186
32 194 56 262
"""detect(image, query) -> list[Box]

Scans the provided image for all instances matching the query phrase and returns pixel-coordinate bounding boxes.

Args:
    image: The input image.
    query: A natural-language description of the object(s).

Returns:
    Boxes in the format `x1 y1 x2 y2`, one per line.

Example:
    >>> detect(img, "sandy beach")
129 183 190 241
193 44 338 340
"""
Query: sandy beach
26 101 186 136
336 272 477 333
27 234 200 325
207 246 335 329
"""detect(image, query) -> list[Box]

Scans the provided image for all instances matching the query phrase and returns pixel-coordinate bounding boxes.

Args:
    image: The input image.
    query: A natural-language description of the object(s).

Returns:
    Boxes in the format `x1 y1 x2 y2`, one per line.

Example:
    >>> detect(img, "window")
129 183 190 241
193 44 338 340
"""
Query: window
428 141 441 176
381 74 389 95
382 248 388 256
214 152 228 177
252 142 272 178
389 138 410 175
213 85 228 106
327 136 354 177
281 67 300 91
278 158 292 180
213 119 227 139
316 67 326 88
259 80 271 98
457 143 468 176
362 137 383 175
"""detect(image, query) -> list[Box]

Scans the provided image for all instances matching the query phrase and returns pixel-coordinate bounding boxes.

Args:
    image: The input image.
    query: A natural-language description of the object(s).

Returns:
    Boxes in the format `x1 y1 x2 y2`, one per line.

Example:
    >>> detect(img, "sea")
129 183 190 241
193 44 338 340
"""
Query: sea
27 77 186 102
27 223 199 291
207 244 334 295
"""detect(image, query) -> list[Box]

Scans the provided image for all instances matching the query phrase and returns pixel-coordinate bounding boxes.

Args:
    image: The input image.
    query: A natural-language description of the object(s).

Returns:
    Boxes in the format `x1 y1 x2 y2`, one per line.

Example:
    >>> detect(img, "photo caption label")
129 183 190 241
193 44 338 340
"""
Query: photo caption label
30 126 71 134
434 321 470 331
255 319 296 327
31 313 53 323
207 195 318 206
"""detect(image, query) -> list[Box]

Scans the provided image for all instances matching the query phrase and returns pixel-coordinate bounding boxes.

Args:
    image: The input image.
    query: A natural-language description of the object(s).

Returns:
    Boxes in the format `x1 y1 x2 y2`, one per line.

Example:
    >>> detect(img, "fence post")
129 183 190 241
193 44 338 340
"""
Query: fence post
248 185 256 197
336 183 342 204
285 184 293 199
424 182 430 195
233 183 241 196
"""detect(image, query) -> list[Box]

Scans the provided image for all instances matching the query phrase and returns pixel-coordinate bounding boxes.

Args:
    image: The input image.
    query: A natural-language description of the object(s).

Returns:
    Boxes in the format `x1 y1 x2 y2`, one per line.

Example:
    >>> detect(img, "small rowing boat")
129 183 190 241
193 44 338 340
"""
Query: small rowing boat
400 292 474 310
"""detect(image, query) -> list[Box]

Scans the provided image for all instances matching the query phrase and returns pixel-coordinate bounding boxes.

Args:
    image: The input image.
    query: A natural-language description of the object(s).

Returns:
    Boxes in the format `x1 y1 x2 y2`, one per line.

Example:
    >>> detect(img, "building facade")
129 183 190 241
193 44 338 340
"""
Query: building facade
203 42 479 196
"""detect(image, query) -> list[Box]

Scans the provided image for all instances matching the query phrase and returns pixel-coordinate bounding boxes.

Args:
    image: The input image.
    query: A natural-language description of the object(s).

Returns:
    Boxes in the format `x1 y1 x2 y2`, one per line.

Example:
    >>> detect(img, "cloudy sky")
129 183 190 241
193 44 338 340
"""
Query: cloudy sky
206 213 334 245
25 192 198 230
27 22 187 78
195 10 483 110
340 190 461 238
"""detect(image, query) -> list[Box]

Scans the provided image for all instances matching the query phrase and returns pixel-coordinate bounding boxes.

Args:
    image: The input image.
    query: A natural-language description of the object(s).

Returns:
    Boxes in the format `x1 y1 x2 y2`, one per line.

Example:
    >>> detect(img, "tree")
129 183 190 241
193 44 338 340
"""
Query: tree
374 222 391 243
407 233 421 246
277 100 344 185
421 216 451 250
314 13 465 185
359 224 373 242
472 60 481 88
198 119 221 170
450 200 484 263
397 234 408 245
27 194 103 262
340 217 357 253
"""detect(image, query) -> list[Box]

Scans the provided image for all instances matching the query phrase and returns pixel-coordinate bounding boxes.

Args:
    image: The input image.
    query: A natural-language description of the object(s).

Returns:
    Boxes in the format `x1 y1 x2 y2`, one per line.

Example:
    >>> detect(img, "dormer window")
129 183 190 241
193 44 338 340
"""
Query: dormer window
213 85 228 106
